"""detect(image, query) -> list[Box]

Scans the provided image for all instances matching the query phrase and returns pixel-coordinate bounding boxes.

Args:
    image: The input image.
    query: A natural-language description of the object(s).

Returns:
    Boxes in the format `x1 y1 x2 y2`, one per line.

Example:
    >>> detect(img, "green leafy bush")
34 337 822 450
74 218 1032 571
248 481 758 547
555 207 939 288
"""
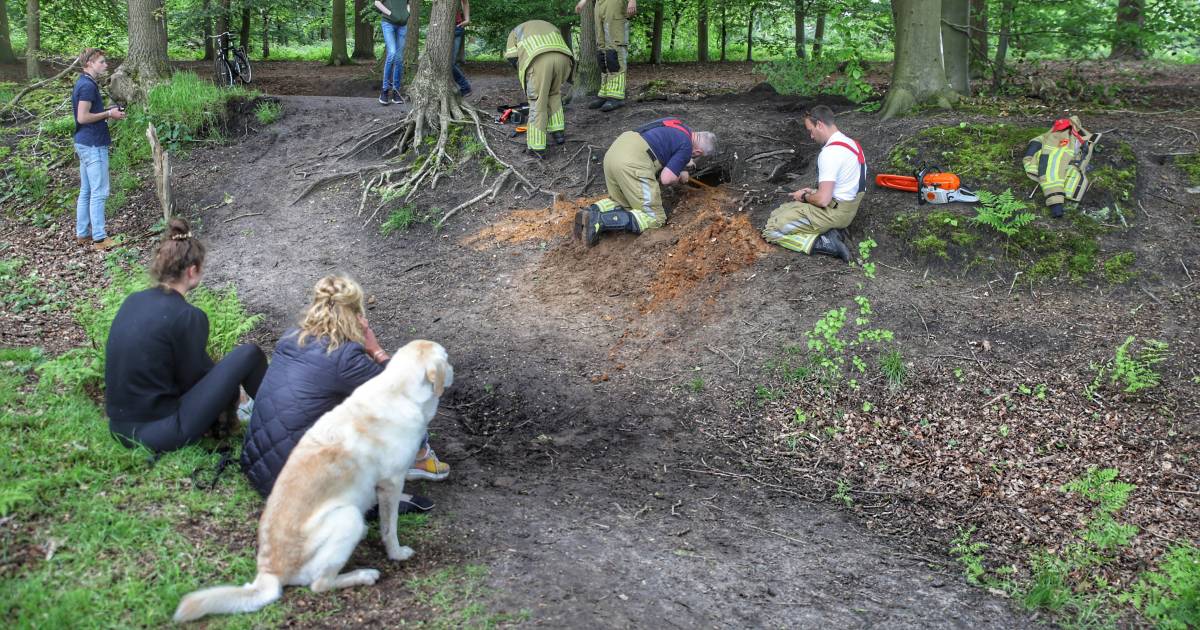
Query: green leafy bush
757 53 874 104
1125 545 1200 629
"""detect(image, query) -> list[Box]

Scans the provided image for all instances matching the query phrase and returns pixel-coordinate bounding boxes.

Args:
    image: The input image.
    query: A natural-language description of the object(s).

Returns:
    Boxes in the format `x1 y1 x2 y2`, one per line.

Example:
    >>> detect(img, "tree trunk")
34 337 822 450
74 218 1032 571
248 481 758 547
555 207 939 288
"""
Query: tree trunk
650 2 664 64
403 0 422 84
25 0 40 78
353 0 375 59
261 8 270 58
240 6 251 50
991 0 1015 92
217 0 230 46
559 22 572 49
794 0 806 59
571 0 601 101
745 5 754 61
941 0 969 95
0 0 16 64
968 0 987 77
202 0 214 60
1110 0 1146 59
697 0 709 62
719 2 726 62
330 0 350 65
811 10 825 58
111 0 171 103
670 3 682 51
406 0 461 141
879 0 957 120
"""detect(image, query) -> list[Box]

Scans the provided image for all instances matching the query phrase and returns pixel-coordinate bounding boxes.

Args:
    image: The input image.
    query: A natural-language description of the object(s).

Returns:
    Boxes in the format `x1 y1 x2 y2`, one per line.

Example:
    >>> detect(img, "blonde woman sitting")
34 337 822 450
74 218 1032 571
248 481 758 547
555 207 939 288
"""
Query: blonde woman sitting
240 274 449 513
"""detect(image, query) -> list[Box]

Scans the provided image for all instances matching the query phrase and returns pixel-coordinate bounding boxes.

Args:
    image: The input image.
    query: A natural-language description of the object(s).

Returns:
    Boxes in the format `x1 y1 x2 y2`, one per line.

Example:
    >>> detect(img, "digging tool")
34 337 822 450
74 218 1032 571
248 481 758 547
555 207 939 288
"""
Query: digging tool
875 165 979 205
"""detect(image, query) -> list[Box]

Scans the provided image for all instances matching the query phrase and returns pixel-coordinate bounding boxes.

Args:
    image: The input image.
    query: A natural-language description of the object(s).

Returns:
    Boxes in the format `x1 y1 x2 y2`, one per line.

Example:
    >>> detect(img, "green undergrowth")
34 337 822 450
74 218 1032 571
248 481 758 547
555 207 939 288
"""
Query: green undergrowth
407 565 531 629
1 72 255 224
951 467 1199 629
1177 153 1200 186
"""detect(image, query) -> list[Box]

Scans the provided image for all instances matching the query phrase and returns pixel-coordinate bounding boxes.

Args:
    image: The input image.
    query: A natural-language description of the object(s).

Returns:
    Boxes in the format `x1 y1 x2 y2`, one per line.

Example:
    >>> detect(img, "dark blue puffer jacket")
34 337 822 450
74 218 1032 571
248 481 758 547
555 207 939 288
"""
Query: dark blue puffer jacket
240 329 386 497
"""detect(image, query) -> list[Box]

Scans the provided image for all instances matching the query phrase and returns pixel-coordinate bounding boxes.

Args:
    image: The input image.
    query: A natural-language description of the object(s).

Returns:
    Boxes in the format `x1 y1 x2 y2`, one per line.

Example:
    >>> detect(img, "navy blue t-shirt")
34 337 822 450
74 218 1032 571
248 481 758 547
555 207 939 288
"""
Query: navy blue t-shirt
638 119 693 176
72 75 111 147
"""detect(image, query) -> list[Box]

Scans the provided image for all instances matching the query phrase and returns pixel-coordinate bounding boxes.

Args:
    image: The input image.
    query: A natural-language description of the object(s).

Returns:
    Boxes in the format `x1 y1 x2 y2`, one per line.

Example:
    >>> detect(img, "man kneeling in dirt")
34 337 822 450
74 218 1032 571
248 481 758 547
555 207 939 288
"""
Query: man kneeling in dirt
505 20 575 158
762 105 865 262
574 118 718 246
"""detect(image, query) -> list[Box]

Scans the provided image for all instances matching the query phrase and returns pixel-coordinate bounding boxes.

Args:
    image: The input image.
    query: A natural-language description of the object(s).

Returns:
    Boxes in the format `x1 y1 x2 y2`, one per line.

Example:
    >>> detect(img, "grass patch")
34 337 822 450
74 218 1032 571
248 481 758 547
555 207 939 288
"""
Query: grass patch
1176 153 1200 186
887 123 1046 189
379 204 422 236
406 565 529 629
254 101 283 125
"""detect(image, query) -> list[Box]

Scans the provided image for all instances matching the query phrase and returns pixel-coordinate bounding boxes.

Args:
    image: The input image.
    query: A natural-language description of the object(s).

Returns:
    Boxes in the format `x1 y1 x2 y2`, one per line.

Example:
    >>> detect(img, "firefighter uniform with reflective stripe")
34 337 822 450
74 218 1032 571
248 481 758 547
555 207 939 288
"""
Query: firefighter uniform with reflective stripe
597 119 693 234
505 21 574 152
1023 116 1095 210
763 132 867 254
592 0 631 100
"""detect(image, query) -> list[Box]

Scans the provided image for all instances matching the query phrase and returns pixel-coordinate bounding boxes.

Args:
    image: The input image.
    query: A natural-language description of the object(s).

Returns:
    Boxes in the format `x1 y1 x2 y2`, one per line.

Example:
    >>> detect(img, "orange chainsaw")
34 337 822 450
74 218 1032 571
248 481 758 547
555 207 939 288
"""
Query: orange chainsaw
876 165 979 205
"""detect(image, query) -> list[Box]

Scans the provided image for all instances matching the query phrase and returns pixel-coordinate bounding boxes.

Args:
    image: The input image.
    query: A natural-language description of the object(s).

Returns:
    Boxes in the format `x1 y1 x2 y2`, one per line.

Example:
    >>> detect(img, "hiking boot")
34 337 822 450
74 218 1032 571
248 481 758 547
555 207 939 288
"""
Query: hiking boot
551 131 565 145
379 89 390 105
75 236 91 246
811 230 850 263
1050 203 1064 218
580 203 638 247
407 448 450 481
588 96 608 110
391 89 405 105
526 148 546 160
600 99 625 112
364 494 434 521
92 237 117 252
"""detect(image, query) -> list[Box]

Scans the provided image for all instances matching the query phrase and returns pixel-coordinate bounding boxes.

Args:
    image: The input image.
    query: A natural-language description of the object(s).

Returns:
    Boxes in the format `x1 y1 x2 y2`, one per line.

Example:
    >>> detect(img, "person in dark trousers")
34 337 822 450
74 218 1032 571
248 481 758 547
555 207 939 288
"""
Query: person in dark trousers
72 48 126 252
105 217 267 453
452 0 473 97
240 274 447 514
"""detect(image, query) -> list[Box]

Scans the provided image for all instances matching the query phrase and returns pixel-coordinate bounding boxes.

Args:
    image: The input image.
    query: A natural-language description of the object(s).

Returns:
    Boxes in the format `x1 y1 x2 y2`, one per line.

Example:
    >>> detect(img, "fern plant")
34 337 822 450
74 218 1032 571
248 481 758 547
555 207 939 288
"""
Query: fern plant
1087 336 1169 399
972 189 1038 236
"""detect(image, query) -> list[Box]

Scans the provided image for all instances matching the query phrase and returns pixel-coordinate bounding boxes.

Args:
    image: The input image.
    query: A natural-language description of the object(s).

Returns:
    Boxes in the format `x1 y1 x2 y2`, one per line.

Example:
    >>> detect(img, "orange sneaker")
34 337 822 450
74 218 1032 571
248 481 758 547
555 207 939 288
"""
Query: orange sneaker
407 448 450 481
92 237 117 252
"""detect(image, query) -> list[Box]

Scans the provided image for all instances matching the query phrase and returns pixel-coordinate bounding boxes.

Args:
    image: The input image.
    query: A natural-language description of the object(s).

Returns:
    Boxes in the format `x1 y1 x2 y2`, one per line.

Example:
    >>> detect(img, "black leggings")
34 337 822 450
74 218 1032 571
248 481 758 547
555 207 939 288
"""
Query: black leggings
111 344 268 453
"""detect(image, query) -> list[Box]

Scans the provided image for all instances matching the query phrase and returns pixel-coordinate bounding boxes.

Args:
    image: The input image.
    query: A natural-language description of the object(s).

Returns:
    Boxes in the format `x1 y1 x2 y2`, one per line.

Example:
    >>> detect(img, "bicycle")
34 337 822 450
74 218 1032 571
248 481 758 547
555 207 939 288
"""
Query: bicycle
210 32 252 87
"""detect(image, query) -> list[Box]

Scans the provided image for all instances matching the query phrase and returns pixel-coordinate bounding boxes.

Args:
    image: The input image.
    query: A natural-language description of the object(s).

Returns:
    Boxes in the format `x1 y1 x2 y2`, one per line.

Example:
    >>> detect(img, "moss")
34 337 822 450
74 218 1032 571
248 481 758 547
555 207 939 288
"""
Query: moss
951 231 979 247
1177 154 1200 186
890 211 921 237
1103 252 1137 285
888 123 1045 189
1090 165 1136 202
1028 251 1067 282
1114 141 1136 164
913 233 949 259
1008 223 1062 256
1067 237 1100 282
926 211 964 235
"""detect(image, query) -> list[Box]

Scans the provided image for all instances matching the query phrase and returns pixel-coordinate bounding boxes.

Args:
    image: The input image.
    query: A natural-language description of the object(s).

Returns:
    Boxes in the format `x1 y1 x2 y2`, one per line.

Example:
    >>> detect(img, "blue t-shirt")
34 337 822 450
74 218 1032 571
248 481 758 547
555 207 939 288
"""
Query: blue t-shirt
638 119 693 176
72 75 111 147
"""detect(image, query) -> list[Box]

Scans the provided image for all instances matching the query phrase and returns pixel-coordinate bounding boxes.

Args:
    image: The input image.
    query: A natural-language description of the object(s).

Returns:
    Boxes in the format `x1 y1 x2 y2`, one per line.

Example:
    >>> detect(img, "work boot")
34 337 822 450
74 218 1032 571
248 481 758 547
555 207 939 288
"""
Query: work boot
92 237 117 252
581 204 639 248
551 131 565 146
1050 203 1064 218
526 148 546 160
588 96 608 110
811 230 850 263
600 99 625 112
379 89 390 105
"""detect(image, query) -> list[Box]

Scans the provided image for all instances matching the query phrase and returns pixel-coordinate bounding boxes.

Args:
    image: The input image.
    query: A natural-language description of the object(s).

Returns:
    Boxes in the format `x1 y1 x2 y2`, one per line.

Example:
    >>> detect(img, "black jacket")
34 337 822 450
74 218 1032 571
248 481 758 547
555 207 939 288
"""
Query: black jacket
240 330 385 497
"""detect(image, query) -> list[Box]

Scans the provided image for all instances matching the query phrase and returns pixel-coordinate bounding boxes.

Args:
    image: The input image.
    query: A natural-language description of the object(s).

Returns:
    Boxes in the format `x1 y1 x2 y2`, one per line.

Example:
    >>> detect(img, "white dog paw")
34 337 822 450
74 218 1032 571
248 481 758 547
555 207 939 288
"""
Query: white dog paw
388 546 414 561
360 568 381 585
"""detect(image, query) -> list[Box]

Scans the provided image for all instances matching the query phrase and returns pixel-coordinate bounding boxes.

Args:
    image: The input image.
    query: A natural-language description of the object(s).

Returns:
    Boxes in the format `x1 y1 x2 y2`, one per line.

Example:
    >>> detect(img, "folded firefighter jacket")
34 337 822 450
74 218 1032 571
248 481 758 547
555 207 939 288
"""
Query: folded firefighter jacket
1023 116 1096 208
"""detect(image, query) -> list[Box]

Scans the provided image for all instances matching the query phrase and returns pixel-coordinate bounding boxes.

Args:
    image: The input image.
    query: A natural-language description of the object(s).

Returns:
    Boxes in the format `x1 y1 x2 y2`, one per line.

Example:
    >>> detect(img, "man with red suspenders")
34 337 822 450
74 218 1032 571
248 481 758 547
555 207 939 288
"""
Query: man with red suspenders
762 105 865 262
574 117 718 246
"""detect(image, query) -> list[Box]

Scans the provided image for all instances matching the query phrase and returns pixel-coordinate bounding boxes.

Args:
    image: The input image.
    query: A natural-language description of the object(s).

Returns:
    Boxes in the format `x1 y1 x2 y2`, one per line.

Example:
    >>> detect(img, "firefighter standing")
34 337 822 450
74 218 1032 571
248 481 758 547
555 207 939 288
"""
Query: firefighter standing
505 20 575 158
575 0 635 112
762 106 865 262
574 118 718 246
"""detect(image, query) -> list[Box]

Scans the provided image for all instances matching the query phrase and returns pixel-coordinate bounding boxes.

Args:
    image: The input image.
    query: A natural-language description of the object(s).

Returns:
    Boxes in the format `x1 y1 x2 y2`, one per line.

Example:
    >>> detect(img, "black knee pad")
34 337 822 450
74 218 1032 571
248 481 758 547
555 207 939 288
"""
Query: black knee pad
596 50 608 71
605 49 620 73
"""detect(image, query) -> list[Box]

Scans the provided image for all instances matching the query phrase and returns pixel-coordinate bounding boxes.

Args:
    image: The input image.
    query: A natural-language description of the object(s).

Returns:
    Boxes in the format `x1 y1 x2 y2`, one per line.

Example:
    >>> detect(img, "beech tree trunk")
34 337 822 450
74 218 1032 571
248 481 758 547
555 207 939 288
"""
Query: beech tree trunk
811 10 825 58
1110 0 1146 59
111 0 171 103
697 0 709 62
330 0 350 65
794 0 806 59
571 0 601 100
25 0 40 78
403 0 422 83
745 6 754 61
650 2 664 63
941 0 970 95
991 0 1015 92
217 0 230 46
407 0 457 130
203 0 214 60
261 8 270 58
240 7 251 50
968 0 987 77
879 0 957 119
718 2 726 62
353 0 375 59
0 0 16 64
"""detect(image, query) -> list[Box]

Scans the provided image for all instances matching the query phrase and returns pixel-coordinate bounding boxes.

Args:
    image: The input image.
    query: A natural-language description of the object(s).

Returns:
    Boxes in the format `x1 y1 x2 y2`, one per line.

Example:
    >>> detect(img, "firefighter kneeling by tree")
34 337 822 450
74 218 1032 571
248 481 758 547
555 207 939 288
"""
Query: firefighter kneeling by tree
762 105 865 263
505 20 575 158
574 118 718 246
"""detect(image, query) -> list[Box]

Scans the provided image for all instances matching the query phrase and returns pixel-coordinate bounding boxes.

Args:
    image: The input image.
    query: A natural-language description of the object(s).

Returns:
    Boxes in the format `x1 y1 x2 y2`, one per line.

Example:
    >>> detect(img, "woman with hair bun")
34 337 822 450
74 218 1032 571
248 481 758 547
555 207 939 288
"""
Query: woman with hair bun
105 217 268 453
240 274 447 514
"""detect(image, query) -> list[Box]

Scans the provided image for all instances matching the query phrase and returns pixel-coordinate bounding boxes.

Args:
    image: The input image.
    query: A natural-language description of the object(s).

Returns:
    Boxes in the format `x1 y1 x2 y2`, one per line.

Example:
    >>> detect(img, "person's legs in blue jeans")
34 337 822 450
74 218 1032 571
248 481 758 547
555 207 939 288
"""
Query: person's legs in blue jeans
380 21 400 92
451 26 471 96
75 144 109 241
391 26 407 93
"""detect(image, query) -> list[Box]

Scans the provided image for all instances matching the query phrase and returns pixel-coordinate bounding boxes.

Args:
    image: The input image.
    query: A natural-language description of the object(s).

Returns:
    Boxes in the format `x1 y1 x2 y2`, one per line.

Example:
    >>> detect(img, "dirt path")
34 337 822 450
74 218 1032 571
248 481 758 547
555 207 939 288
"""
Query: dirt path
174 93 1045 627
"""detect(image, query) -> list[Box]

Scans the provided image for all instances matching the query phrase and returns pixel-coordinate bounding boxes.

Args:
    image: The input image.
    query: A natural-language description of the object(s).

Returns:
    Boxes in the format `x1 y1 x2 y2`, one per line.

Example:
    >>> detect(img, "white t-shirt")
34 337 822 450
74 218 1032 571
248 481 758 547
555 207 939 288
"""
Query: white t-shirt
817 131 866 202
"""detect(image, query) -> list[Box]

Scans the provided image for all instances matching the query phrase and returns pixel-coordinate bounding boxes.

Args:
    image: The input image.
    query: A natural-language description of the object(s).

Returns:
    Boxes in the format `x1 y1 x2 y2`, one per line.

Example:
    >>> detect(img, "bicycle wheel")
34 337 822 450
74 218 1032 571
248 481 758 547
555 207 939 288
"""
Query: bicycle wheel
234 50 252 84
213 57 234 88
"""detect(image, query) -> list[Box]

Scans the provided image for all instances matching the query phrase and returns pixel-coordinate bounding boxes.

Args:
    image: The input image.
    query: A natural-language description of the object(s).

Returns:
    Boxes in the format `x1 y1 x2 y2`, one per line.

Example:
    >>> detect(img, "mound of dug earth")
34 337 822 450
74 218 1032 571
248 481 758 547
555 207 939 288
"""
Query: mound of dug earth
465 186 771 315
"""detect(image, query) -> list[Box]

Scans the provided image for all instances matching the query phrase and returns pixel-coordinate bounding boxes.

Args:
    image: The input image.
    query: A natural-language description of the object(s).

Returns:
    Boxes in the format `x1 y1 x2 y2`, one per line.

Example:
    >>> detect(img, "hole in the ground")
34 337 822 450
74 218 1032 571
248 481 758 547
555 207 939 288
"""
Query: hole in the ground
692 163 733 186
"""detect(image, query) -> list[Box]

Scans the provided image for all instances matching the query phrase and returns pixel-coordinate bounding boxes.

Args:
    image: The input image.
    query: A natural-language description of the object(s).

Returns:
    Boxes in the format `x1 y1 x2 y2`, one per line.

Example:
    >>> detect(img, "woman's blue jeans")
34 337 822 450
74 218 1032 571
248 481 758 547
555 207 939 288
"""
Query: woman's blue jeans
452 26 471 95
75 143 109 241
381 21 407 91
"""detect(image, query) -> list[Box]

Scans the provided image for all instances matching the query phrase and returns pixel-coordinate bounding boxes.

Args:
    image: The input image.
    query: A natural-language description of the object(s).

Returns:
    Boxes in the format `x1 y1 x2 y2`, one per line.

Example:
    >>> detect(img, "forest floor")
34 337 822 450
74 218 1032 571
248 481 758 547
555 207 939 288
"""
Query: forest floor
3 59 1199 627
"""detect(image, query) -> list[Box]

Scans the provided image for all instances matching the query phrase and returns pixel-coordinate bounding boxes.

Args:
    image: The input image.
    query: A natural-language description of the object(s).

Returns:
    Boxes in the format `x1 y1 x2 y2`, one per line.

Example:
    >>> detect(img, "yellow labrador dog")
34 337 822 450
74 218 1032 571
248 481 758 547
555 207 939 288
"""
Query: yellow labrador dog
173 340 453 623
